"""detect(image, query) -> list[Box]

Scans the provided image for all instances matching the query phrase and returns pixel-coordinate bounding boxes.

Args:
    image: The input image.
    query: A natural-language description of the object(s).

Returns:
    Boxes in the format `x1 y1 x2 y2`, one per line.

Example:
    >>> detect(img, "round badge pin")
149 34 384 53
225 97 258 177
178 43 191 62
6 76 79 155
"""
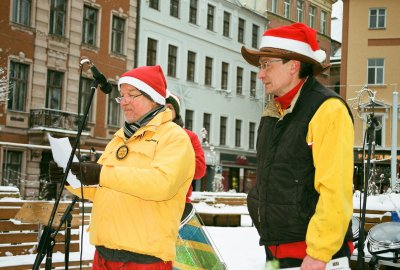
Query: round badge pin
116 145 129 160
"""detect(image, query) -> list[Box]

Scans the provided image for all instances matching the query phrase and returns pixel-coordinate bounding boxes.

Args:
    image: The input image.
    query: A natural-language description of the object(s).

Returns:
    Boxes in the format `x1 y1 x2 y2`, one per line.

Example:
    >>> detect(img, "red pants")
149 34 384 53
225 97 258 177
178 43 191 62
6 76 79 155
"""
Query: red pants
92 250 173 270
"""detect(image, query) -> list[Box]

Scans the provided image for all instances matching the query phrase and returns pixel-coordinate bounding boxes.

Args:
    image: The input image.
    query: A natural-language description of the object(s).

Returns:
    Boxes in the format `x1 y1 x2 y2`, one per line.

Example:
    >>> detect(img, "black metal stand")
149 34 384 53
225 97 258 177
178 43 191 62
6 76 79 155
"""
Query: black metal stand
32 79 100 270
357 112 379 270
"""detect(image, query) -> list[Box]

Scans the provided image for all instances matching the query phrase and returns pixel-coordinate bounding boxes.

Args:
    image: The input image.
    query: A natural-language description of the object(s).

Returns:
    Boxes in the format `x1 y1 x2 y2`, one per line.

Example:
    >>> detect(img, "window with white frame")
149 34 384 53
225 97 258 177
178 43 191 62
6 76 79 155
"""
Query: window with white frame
111 16 125 54
309 5 316 28
238 18 245 43
1 150 23 187
223 11 231 37
220 116 227 145
364 114 385 147
203 113 211 140
221 62 229 90
108 85 121 127
12 0 31 26
368 58 384 85
249 122 256 149
168 45 178 77
80 77 94 122
189 0 198 24
236 67 243 95
149 0 159 10
320 10 327 34
251 24 259 49
147 38 157 66
369 8 386 29
296 0 303 22
46 70 63 110
270 0 278 13
284 0 291 19
205 57 213 86
187 51 196 82
185 110 193 131
250 71 257 98
82 5 98 46
207 4 215 31
235 119 242 147
170 0 179 18
8 61 28 112
49 0 67 36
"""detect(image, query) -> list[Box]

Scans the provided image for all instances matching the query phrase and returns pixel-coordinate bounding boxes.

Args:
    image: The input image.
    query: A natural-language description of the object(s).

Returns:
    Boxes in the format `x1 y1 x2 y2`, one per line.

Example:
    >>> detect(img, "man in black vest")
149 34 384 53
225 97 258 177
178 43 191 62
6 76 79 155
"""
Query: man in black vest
241 23 354 270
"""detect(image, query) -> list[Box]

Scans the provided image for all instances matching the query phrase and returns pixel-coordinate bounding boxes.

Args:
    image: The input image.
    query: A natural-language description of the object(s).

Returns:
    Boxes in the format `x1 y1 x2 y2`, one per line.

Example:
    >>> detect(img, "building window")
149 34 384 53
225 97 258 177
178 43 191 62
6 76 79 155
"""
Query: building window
250 71 257 97
204 57 213 86
1 150 23 187
284 0 291 19
187 51 196 82
46 70 63 110
249 122 255 149
235 119 242 147
221 62 229 90
170 0 179 18
167 45 178 77
108 85 120 127
82 5 97 46
365 114 384 147
223 11 231 37
252 24 259 49
296 0 303 22
369 8 386 29
185 110 194 131
220 116 227 146
80 77 94 121
207 4 215 31
203 113 211 140
320 10 327 34
149 0 159 10
309 5 316 28
189 0 198 24
8 61 28 112
49 0 67 36
236 67 243 95
111 16 125 54
238 18 245 43
368 58 384 85
270 0 278 13
147 38 158 66
12 0 31 26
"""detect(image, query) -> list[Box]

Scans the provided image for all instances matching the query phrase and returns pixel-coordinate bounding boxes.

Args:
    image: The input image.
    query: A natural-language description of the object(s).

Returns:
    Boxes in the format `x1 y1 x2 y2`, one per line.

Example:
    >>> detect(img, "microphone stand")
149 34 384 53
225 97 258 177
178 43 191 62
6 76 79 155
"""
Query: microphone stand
356 102 378 270
33 79 99 270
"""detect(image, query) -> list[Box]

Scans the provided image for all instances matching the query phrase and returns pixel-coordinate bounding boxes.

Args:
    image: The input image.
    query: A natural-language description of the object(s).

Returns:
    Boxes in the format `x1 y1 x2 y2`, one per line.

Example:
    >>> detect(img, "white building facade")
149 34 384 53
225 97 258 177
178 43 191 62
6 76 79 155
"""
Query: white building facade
137 0 268 192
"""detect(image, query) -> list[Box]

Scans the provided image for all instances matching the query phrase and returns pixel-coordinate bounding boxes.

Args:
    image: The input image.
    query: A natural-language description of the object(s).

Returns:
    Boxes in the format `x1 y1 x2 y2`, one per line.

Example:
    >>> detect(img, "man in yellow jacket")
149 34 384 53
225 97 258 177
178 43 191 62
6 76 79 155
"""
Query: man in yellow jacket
52 65 195 270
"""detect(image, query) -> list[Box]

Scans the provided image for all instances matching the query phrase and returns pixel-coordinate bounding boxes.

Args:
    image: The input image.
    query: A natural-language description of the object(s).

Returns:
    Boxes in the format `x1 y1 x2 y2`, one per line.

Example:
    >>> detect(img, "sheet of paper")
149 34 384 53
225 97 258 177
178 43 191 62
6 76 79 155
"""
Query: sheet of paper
48 134 81 188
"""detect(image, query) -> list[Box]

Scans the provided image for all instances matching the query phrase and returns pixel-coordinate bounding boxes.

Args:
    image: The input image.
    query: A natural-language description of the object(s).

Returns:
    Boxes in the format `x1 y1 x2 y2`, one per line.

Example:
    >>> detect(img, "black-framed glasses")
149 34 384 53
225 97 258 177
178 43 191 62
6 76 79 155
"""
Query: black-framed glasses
258 59 285 71
115 93 143 104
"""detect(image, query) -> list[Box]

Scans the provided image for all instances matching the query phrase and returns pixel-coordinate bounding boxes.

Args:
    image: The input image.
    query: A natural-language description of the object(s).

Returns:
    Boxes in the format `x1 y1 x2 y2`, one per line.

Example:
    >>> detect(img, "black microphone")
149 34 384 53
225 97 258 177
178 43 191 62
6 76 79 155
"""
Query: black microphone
80 57 113 94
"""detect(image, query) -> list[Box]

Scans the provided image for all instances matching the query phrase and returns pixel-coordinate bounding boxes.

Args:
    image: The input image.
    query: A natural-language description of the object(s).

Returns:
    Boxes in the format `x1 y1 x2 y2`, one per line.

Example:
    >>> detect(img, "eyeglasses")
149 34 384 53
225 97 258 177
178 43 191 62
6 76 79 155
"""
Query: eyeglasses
115 93 143 103
258 59 285 71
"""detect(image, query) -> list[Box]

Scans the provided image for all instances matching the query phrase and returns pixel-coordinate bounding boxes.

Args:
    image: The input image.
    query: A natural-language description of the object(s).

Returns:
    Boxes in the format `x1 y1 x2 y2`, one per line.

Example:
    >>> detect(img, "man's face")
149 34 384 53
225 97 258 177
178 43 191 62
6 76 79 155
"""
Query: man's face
119 84 156 123
258 57 298 97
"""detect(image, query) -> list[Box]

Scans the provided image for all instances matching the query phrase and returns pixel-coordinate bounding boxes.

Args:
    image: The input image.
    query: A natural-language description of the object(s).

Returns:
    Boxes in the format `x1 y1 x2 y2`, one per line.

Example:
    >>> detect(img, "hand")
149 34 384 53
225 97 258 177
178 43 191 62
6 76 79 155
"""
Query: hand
48 161 64 183
70 161 102 186
301 255 326 270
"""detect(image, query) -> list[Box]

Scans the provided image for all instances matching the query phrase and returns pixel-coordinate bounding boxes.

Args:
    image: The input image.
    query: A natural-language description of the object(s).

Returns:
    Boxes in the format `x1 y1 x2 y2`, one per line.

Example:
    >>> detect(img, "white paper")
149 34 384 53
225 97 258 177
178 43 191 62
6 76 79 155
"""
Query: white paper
48 134 81 188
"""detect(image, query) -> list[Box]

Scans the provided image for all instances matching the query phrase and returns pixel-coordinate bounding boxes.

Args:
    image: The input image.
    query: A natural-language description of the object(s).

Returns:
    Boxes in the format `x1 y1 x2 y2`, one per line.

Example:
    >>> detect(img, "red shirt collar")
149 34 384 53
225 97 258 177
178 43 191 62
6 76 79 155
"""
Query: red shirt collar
274 79 306 110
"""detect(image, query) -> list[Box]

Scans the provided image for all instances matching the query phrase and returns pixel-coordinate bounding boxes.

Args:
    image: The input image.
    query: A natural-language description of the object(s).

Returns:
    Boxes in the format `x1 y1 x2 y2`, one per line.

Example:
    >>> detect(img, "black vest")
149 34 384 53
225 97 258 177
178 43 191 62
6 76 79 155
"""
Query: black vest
248 77 353 246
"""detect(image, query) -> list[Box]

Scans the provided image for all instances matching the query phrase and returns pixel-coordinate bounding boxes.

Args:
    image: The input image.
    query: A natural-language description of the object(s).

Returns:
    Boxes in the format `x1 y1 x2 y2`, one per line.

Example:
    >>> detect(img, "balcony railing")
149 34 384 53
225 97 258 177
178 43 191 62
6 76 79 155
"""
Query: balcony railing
29 108 90 133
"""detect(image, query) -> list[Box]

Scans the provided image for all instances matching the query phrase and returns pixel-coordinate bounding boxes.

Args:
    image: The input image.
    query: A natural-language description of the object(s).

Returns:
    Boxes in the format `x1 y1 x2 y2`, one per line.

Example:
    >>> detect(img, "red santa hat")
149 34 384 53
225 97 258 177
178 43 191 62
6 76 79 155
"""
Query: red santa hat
118 65 167 105
241 23 329 75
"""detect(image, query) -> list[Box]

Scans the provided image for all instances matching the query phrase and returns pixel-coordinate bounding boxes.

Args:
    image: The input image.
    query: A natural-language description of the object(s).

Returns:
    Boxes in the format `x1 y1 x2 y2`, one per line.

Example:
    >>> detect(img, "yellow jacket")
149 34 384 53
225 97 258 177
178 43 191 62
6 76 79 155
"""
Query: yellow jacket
67 109 195 261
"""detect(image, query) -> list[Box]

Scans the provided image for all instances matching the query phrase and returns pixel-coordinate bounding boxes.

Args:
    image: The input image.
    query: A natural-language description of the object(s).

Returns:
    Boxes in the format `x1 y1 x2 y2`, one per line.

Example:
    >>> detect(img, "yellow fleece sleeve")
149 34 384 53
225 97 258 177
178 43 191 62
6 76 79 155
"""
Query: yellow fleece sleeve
305 98 354 262
65 185 97 201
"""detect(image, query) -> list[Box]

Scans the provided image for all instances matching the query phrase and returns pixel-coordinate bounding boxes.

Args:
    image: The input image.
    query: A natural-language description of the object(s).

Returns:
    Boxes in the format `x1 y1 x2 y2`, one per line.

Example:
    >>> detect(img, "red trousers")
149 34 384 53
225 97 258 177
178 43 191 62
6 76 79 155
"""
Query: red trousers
92 250 173 270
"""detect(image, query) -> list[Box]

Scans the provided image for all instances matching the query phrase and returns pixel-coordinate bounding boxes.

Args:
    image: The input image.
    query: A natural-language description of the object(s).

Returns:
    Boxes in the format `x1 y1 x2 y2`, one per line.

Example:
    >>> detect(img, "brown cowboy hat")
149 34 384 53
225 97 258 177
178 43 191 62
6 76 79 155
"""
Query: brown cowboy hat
241 23 331 75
